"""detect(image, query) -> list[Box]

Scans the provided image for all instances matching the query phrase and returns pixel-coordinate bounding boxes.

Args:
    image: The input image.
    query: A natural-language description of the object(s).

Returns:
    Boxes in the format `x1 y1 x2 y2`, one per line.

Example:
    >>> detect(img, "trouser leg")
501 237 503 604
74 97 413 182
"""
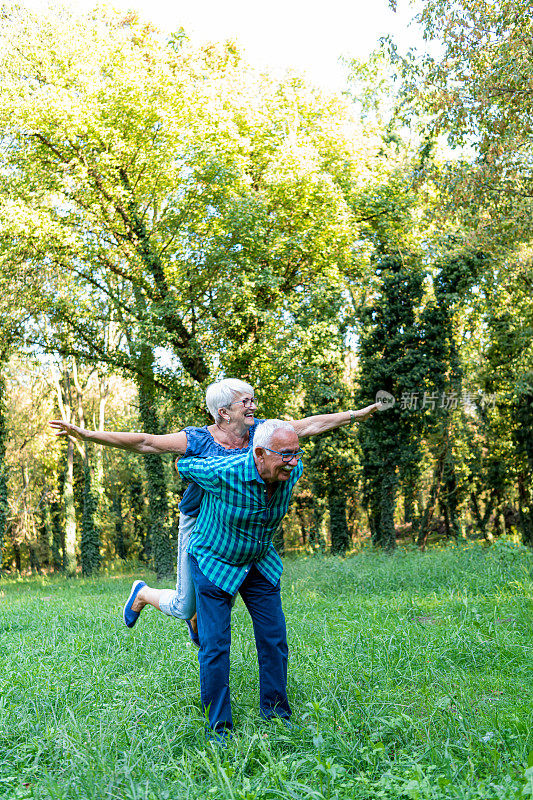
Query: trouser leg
239 565 291 721
158 513 197 620
189 556 233 733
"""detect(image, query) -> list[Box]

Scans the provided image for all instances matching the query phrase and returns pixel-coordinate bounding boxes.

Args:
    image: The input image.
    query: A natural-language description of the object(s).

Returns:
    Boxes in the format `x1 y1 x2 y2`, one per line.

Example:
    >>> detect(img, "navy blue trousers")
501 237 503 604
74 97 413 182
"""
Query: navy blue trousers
189 556 291 733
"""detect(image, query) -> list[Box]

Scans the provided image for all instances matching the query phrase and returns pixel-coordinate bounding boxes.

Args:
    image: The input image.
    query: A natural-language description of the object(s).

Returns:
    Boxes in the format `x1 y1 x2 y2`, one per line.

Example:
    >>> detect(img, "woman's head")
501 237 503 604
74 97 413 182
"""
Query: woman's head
205 379 255 424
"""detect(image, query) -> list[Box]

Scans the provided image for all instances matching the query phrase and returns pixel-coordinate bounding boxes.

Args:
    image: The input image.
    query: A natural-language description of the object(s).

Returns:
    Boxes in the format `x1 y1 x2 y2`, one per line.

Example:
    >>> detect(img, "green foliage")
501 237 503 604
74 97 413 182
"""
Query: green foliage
0 1 532 564
401 0 533 251
475 267 533 546
138 374 174 580
0 4 379 408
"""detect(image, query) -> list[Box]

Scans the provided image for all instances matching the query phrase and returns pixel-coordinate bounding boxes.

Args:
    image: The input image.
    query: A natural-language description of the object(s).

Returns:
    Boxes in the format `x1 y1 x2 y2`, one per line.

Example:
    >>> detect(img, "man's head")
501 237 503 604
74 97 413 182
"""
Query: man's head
253 420 301 484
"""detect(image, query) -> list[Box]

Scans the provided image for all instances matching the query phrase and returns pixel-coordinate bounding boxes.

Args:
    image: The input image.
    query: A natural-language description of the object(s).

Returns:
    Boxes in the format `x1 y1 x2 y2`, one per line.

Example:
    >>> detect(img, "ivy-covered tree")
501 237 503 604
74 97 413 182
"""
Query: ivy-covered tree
294 283 360 555
475 257 533 546
81 455 101 575
0 370 7 571
357 252 429 550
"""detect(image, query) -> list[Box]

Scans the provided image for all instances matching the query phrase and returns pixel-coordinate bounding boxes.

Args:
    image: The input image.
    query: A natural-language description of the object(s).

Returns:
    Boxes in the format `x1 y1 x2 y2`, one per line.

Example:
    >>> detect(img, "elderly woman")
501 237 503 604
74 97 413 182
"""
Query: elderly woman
50 378 378 641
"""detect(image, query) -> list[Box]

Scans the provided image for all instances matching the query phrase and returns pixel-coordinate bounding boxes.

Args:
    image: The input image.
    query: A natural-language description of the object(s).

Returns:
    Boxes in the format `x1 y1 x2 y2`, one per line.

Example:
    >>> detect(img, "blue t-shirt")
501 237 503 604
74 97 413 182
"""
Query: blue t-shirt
178 420 264 517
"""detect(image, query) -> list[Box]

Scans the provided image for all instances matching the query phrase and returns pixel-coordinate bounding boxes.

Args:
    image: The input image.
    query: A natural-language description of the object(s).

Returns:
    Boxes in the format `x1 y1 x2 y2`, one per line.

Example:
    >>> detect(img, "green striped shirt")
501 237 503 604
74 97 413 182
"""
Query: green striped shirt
177 450 303 594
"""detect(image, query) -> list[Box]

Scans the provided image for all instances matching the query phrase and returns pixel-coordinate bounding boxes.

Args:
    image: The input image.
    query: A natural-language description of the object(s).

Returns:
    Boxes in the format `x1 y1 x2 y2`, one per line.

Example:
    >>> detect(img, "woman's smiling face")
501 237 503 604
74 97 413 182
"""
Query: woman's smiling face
222 392 257 427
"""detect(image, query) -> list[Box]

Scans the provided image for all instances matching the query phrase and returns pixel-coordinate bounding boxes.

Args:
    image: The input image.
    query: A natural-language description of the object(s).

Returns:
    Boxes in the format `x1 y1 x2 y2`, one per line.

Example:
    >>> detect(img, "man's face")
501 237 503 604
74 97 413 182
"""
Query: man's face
256 429 301 484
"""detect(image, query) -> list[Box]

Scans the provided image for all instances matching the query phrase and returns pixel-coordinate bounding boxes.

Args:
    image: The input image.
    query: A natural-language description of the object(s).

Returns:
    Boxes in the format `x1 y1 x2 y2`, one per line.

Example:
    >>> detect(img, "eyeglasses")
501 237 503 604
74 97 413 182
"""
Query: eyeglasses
230 397 257 408
263 448 304 463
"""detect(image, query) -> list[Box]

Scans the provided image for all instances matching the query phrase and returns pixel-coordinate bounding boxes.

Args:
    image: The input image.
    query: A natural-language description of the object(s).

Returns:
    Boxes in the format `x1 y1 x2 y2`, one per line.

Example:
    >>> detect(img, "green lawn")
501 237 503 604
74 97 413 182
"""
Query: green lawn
1 541 532 800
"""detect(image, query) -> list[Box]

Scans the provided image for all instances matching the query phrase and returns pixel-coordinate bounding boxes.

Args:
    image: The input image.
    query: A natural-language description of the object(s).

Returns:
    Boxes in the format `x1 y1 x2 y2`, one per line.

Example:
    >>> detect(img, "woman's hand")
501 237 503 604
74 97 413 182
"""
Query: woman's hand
353 403 380 422
49 420 86 440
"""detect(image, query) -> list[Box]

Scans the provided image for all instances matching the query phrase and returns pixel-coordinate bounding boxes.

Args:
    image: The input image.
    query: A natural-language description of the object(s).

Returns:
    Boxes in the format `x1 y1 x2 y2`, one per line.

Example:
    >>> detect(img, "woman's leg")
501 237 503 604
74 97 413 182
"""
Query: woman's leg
129 514 198 624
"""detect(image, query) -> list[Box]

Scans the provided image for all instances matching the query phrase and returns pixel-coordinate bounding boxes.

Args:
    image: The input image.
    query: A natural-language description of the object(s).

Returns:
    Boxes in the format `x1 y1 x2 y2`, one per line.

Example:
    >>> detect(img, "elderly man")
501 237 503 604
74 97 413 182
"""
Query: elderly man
176 419 304 743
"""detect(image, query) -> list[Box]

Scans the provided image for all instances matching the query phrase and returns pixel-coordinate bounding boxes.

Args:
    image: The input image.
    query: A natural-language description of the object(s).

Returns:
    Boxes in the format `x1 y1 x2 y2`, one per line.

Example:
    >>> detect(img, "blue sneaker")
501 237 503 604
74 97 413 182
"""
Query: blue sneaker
186 619 200 648
123 580 146 628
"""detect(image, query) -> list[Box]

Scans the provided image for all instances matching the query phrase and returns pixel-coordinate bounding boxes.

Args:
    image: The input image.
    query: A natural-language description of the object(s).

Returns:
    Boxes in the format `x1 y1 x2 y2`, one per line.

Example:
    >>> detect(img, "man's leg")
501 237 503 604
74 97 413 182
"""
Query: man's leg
189 556 233 735
239 566 291 721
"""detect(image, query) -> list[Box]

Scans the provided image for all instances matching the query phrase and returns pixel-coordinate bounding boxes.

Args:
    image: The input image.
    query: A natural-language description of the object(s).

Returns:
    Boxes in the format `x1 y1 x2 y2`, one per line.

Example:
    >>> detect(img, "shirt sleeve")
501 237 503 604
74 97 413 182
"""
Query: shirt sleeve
176 457 223 495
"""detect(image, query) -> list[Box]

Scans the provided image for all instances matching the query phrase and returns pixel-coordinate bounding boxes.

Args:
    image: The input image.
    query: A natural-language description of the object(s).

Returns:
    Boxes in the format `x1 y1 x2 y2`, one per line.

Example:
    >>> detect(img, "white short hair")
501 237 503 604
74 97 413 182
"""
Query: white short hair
253 419 297 450
205 378 254 423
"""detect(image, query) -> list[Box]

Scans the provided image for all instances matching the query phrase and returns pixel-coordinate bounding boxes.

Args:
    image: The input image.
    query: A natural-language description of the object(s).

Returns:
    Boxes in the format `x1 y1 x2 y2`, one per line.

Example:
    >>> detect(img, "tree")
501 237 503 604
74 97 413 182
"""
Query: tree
0 370 7 570
357 253 429 550
0 4 384 399
80 454 101 575
295 284 358 556
0 6 391 568
474 251 533 545
405 0 533 250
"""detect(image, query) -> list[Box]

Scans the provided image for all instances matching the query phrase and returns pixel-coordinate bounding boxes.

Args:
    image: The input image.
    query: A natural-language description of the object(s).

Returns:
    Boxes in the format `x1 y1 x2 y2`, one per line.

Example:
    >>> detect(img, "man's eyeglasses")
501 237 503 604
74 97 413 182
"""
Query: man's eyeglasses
263 448 304 463
230 397 257 408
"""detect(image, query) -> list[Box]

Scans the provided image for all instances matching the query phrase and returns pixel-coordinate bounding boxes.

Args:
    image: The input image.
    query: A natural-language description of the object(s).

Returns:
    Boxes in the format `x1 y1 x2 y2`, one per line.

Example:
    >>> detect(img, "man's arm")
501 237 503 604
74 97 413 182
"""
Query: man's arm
176 456 224 494
290 403 379 438
49 421 188 455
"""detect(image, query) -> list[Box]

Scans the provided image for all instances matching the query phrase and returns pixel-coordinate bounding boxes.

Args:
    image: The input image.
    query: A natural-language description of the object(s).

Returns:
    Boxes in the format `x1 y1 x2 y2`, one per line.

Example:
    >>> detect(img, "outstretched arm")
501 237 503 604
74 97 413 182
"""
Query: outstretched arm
176 456 222 494
49 421 188 455
290 403 379 438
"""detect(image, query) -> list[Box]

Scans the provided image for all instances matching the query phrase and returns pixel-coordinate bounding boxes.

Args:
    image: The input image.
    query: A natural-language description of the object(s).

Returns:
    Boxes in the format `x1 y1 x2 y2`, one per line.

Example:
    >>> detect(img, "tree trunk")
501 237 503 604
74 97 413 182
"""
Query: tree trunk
378 464 397 552
112 490 127 560
50 491 64 573
92 376 110 548
0 371 7 572
442 500 451 539
81 454 101 575
443 457 462 539
470 492 495 542
517 472 533 547
309 498 326 553
328 488 350 556
14 542 22 573
29 544 42 575
39 497 52 568
402 465 419 532
129 474 149 560
137 362 173 580
63 439 77 574
417 451 446 549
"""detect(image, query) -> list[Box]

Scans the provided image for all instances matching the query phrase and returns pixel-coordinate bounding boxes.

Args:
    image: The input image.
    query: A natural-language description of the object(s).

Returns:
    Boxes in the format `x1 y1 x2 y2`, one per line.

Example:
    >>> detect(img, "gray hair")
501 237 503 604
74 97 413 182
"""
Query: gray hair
253 419 297 450
205 378 255 423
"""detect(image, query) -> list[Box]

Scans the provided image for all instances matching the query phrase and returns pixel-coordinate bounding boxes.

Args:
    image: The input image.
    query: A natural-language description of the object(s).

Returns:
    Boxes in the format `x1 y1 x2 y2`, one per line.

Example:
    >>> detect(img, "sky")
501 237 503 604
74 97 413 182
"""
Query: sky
23 0 422 92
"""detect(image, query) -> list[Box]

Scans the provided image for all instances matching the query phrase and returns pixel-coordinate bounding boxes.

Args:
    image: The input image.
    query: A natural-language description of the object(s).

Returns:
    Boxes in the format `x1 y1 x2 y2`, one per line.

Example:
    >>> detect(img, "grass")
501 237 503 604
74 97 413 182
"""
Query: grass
1 540 532 800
